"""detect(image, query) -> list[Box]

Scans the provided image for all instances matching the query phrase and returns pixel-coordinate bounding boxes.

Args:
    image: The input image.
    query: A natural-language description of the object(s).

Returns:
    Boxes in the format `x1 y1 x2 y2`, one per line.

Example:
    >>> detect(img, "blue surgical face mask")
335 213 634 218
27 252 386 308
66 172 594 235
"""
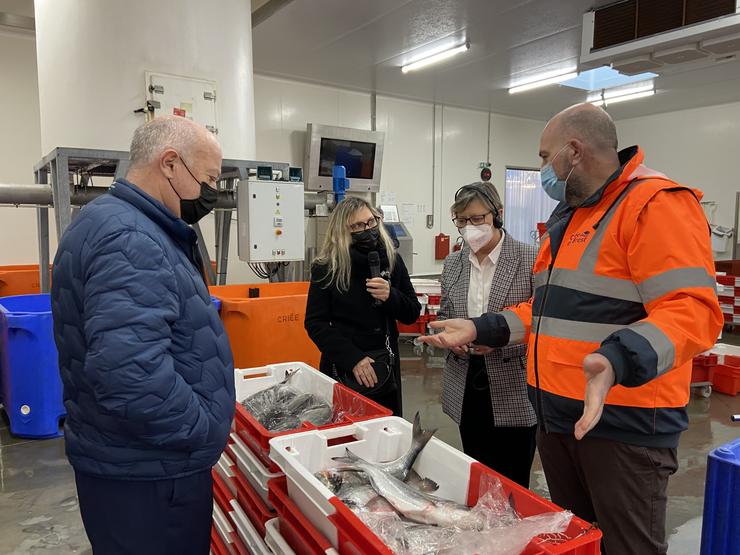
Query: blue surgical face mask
540 144 574 202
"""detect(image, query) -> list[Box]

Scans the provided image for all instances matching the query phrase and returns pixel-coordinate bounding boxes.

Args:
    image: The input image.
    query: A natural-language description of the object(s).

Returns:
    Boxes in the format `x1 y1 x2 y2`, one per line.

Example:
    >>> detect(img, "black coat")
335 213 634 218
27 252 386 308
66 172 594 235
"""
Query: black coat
305 246 421 375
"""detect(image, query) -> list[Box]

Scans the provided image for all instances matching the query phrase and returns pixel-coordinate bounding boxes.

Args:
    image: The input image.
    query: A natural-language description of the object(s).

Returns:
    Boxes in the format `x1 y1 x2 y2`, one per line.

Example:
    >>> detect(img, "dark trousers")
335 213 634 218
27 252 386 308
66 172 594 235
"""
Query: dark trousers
75 469 213 555
537 430 678 555
459 356 537 488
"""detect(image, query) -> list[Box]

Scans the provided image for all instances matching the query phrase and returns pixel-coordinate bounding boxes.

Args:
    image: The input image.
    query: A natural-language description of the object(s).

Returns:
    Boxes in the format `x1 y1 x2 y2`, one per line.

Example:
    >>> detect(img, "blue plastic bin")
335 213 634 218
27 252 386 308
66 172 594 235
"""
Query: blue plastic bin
701 438 740 555
210 296 222 313
0 294 65 438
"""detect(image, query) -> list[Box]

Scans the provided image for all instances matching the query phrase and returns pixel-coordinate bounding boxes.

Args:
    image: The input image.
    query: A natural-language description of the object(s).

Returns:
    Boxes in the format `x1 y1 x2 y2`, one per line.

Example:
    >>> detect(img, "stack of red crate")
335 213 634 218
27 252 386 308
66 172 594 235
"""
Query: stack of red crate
714 355 740 396
211 363 393 554
692 354 718 385
397 281 442 335
717 274 740 326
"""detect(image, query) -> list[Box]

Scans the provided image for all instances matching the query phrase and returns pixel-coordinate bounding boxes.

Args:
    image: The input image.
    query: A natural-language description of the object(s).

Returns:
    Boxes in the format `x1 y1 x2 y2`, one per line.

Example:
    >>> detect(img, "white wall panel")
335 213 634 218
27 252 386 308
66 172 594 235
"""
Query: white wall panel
0 28 48 265
615 102 740 260
375 96 434 274
436 106 491 271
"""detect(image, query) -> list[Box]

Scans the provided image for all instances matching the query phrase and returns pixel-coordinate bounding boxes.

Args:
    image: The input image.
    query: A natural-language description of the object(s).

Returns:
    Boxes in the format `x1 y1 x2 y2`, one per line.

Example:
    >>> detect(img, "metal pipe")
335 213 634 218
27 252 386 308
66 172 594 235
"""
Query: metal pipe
0 184 54 205
0 183 237 209
303 191 334 211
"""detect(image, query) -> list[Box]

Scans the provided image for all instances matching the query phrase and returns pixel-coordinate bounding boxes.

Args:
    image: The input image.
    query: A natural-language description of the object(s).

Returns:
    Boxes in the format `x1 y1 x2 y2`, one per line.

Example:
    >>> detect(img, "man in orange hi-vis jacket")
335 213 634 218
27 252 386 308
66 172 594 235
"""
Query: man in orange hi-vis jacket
420 103 723 555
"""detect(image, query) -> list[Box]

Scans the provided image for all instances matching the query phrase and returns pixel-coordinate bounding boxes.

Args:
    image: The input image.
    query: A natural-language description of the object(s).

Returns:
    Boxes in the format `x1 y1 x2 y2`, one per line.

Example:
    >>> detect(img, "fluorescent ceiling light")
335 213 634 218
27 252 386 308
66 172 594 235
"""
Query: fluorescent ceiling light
508 67 579 94
401 42 470 74
588 81 654 102
590 89 655 106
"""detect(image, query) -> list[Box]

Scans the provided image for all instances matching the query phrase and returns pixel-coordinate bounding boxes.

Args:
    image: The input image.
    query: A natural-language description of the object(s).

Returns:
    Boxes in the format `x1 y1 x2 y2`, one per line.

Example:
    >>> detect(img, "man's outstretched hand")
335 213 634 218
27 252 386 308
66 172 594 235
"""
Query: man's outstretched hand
574 353 615 440
416 319 477 349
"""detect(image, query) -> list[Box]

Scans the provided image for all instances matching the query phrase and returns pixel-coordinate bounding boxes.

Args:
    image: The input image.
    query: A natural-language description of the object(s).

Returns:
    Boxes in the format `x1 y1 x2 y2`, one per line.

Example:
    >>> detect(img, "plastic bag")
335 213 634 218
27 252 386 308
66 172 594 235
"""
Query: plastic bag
345 473 573 555
435 511 573 555
240 372 334 431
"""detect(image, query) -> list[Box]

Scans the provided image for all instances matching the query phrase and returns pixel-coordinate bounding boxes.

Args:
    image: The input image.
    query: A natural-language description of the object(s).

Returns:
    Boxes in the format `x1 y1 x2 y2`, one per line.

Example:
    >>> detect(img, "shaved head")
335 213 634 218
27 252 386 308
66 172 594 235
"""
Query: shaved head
548 103 618 152
538 103 622 207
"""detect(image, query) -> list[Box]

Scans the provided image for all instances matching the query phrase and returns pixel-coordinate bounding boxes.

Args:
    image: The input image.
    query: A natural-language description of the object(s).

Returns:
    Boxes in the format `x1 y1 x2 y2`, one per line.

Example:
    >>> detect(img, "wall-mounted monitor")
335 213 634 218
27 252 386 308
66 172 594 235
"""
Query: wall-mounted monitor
304 123 385 192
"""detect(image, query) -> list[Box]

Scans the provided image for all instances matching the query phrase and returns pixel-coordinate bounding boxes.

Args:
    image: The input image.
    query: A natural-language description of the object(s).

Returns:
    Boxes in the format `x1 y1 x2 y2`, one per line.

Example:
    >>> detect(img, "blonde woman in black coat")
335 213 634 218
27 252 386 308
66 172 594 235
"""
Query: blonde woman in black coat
305 197 421 415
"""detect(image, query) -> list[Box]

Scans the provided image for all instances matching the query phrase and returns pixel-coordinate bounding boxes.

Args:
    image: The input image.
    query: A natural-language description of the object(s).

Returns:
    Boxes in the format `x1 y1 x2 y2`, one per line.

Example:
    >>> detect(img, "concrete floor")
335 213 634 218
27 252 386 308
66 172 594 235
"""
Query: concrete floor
1 338 739 554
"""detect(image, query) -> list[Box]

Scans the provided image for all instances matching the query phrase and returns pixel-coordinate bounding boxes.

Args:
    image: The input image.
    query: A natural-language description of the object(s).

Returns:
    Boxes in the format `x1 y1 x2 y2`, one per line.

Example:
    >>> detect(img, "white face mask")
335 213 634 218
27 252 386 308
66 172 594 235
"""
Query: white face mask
461 224 494 253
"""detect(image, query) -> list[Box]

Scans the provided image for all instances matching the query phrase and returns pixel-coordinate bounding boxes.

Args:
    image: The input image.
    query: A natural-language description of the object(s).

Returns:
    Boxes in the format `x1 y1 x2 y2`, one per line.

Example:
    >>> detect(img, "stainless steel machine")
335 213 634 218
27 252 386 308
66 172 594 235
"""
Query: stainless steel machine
0 125 416 287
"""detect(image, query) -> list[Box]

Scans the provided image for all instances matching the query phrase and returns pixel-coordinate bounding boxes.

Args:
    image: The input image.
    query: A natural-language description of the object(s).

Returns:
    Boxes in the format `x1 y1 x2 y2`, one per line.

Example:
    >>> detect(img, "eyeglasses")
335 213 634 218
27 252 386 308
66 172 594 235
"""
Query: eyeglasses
349 216 380 232
452 212 491 229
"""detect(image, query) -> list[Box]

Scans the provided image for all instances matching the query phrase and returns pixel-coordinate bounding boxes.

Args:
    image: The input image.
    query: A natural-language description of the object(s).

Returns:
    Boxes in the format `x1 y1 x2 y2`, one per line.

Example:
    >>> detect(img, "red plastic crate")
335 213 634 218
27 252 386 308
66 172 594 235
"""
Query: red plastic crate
724 355 740 368
235 383 391 473
717 275 740 287
268 477 337 555
427 294 442 305
211 526 230 555
269 417 602 555
212 471 250 555
397 320 427 334
693 354 719 367
233 466 276 537
691 365 714 384
713 365 740 396
326 462 601 555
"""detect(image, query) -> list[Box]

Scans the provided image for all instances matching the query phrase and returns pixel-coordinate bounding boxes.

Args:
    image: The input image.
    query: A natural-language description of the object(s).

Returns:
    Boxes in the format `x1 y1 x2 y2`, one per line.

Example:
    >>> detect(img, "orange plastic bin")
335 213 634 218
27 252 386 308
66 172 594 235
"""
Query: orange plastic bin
209 282 320 369
0 265 52 297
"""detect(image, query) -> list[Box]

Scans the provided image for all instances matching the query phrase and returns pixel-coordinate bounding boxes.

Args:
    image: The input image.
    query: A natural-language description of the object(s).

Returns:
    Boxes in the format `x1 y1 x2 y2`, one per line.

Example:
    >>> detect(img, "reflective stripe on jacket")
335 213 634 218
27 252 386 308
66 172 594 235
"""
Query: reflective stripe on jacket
474 146 722 448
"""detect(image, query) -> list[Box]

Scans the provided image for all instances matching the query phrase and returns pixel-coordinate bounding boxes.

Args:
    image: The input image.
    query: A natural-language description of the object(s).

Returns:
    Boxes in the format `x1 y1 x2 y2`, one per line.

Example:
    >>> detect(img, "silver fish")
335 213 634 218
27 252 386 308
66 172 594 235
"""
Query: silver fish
285 393 314 413
241 371 334 432
331 411 439 490
299 403 334 426
336 449 486 530
405 469 439 494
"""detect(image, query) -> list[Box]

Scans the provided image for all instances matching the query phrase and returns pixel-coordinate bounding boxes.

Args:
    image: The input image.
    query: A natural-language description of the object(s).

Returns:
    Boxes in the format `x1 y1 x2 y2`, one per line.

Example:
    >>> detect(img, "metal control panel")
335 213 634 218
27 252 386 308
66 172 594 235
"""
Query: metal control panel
237 179 305 262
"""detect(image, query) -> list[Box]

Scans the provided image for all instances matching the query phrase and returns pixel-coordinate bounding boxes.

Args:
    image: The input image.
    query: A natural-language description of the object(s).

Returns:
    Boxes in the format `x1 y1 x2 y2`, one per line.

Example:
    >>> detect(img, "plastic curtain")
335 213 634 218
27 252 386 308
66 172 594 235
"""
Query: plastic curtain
504 168 558 245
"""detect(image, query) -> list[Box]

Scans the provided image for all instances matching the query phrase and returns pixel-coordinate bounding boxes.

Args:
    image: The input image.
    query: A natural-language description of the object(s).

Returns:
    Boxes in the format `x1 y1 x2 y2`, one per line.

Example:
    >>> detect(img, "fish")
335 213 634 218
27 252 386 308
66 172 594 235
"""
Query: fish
330 411 439 490
266 414 301 432
241 372 298 417
405 469 440 494
335 449 487 530
240 370 334 431
378 412 436 481
299 403 334 426
284 393 314 413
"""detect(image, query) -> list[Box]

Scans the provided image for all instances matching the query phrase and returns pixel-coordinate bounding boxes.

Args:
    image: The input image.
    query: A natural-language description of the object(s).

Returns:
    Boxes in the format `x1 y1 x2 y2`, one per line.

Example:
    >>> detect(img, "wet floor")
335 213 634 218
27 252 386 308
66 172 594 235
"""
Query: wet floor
1 337 738 554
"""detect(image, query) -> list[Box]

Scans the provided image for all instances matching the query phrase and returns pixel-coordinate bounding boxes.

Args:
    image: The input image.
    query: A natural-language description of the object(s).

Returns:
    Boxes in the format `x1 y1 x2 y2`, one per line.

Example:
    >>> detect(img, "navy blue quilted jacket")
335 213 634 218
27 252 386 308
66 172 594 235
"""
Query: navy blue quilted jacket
51 179 235 480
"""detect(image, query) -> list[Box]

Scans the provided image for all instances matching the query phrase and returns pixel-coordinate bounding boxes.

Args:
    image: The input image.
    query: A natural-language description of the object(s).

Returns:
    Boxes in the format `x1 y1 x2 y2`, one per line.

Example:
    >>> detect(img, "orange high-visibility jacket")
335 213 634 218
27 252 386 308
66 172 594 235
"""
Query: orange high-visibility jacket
473 146 723 448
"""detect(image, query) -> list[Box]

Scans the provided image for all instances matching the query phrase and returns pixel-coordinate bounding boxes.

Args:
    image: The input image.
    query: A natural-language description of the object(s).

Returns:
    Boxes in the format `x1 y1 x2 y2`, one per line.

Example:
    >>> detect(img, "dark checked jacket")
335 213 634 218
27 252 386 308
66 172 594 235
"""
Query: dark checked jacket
438 233 538 427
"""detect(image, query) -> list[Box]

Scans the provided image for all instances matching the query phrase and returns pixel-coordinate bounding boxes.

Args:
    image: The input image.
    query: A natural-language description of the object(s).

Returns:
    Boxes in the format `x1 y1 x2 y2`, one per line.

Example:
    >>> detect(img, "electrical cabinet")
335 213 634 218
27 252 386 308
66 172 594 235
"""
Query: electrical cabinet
237 180 305 262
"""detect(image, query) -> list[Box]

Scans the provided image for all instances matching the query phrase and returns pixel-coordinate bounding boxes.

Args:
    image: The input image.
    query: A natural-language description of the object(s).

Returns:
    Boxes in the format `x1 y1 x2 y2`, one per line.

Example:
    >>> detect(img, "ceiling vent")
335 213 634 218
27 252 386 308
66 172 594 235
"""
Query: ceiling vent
581 0 740 72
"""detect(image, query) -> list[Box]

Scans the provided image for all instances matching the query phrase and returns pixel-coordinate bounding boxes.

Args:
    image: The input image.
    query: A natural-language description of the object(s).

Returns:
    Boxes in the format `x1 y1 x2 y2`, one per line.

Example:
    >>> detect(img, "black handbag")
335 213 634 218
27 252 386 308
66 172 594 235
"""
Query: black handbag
334 317 398 397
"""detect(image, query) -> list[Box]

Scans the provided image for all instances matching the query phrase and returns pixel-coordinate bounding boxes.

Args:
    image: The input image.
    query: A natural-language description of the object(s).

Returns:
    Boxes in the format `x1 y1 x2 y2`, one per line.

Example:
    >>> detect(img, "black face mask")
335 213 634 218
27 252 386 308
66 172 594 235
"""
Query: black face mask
351 227 380 252
180 181 218 224
168 155 218 224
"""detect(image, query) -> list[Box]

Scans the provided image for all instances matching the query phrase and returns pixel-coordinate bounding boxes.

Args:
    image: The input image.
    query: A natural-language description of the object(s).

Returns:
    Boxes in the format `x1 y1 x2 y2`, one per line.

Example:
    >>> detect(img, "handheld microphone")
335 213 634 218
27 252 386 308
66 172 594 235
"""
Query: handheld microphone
368 251 382 307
